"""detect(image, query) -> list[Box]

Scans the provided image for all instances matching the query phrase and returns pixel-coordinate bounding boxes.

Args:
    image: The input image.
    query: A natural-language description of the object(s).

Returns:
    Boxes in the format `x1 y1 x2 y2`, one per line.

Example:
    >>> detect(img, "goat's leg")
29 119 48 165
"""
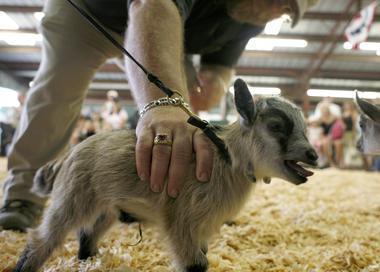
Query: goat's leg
13 199 79 272
77 212 116 260
167 223 209 272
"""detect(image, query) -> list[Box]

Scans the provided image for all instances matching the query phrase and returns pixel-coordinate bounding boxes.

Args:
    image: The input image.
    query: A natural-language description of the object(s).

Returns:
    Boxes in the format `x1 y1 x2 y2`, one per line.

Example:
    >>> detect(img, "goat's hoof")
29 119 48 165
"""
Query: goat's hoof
186 264 208 272
78 248 97 261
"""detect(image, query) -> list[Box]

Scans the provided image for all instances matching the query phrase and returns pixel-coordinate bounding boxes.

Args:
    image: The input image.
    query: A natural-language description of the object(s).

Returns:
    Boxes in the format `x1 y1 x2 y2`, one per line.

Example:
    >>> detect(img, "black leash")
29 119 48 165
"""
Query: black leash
65 0 230 163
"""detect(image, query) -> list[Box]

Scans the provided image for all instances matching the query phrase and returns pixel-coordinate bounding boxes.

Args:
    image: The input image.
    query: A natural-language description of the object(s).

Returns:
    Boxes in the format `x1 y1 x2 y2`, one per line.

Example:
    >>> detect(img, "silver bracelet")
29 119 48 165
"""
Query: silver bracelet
139 96 191 117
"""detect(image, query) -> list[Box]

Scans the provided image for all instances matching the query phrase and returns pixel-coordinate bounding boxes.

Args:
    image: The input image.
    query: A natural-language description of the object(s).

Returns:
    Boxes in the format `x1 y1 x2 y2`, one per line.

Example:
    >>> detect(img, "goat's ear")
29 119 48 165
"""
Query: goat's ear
355 92 380 123
234 78 256 126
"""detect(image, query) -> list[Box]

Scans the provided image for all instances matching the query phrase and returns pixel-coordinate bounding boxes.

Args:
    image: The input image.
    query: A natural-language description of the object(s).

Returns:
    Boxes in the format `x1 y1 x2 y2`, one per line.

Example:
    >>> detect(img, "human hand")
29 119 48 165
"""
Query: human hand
189 70 227 112
135 106 214 198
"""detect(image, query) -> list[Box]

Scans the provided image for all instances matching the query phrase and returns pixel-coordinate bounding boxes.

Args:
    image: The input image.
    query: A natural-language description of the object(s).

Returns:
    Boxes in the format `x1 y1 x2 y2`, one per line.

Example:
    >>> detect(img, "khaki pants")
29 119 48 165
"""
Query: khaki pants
3 0 123 205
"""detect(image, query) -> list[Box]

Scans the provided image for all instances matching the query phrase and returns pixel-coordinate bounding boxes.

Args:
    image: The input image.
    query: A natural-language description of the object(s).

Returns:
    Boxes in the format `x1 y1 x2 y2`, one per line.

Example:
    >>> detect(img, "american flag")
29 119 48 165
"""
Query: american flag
345 1 378 49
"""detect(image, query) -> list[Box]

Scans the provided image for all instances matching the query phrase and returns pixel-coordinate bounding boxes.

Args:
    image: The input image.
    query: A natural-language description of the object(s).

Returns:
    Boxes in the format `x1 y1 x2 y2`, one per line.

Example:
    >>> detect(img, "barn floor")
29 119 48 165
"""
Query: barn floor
1 158 380 272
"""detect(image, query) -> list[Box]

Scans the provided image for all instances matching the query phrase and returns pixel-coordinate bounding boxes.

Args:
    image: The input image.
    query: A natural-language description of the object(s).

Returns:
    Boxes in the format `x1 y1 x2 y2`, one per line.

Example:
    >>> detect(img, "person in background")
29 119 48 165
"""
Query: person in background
0 0 319 231
342 101 358 143
317 104 344 168
101 90 128 131
330 114 345 168
341 101 361 168
314 97 342 120
70 115 97 146
103 90 119 114
91 111 104 133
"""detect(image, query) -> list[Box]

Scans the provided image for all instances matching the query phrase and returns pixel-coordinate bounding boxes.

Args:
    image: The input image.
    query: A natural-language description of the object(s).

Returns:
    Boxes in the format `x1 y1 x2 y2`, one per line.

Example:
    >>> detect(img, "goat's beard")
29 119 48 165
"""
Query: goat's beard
226 0 274 26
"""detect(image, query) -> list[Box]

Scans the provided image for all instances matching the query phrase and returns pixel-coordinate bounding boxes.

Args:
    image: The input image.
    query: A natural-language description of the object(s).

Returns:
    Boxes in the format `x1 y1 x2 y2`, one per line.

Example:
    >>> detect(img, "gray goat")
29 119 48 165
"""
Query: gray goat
14 79 318 272
355 93 380 155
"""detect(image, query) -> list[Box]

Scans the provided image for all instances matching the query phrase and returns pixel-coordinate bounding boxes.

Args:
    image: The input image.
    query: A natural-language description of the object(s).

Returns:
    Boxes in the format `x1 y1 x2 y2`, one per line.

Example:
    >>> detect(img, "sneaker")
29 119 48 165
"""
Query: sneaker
0 200 43 231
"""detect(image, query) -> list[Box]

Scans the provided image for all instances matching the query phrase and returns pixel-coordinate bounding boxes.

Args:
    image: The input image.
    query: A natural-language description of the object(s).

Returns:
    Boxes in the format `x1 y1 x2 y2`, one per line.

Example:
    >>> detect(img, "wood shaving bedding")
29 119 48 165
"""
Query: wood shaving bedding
0 158 379 271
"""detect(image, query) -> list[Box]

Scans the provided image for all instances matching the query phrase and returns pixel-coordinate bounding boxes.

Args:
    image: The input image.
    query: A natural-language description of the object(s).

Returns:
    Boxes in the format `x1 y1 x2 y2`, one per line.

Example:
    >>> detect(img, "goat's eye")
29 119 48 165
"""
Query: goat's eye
359 120 365 129
268 122 283 132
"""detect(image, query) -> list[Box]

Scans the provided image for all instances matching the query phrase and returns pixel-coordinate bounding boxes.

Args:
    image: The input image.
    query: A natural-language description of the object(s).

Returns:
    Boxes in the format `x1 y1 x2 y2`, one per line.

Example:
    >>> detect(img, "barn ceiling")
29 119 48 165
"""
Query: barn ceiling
0 0 379 103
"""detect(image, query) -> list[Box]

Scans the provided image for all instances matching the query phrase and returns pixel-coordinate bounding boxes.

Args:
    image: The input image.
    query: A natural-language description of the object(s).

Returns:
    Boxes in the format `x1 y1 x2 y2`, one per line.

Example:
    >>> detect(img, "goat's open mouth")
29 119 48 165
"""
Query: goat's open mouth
284 160 314 183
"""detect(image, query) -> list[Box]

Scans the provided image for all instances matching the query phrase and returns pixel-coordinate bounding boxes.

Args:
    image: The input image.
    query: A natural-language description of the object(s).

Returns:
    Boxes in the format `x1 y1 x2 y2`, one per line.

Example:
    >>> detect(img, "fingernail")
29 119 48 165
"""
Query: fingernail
199 172 209 182
169 189 179 198
151 184 161 193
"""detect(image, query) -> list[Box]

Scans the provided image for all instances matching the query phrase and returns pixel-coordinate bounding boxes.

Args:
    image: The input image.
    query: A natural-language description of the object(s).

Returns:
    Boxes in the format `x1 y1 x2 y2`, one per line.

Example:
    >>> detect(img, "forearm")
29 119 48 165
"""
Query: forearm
125 0 187 109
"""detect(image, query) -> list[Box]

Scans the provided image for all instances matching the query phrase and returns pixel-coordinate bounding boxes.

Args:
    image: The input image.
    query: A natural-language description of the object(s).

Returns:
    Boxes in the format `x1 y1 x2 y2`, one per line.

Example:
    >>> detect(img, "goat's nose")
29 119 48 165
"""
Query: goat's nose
305 148 318 161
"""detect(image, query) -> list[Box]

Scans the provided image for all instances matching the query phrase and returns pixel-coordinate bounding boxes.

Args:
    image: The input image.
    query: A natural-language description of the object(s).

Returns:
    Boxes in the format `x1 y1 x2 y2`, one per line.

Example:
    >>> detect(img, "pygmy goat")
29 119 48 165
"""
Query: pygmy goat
14 79 318 272
355 93 380 155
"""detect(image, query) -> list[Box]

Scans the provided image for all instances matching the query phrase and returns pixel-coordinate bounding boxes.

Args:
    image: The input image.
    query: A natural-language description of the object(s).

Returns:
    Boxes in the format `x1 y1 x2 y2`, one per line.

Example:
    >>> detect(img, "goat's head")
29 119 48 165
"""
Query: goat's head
232 78 318 185
355 93 380 155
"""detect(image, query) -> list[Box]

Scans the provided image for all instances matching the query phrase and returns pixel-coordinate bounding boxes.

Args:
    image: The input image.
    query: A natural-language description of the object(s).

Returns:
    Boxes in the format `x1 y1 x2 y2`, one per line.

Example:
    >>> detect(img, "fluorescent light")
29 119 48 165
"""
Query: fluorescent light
343 42 353 50
0 32 42 46
0 11 19 30
229 86 281 96
359 42 380 51
246 38 275 51
0 87 20 107
307 89 380 99
33 12 45 21
343 41 380 52
89 82 130 90
246 38 308 51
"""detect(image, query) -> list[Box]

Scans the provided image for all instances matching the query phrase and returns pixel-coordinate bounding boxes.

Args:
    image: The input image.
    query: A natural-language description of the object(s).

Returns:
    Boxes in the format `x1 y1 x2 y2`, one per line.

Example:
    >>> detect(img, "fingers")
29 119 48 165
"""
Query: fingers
150 132 172 193
193 130 214 182
167 130 193 198
135 107 214 198
135 130 153 182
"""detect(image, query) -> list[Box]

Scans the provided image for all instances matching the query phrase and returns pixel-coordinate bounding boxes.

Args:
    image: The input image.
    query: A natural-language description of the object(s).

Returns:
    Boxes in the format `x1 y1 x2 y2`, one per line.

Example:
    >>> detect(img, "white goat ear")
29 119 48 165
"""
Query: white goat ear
356 92 380 123
234 78 256 126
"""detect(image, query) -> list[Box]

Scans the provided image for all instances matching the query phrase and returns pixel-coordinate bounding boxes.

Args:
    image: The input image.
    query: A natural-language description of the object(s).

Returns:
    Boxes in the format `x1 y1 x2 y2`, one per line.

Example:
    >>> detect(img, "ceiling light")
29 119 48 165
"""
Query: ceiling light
307 89 380 99
343 42 353 50
89 82 130 90
0 11 19 30
359 42 380 51
246 38 308 51
0 32 42 46
0 87 20 107
229 86 281 96
343 41 380 52
33 12 45 21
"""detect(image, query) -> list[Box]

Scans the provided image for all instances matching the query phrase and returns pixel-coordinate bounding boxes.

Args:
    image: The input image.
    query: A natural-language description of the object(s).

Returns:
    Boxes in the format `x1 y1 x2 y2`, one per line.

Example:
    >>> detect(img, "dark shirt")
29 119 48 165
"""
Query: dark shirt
321 121 334 136
83 0 263 67
343 116 353 131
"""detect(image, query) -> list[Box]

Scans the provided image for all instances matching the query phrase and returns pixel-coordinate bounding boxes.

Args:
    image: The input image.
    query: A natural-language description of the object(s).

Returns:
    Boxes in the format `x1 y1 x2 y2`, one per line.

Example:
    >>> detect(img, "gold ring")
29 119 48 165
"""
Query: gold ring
154 134 172 146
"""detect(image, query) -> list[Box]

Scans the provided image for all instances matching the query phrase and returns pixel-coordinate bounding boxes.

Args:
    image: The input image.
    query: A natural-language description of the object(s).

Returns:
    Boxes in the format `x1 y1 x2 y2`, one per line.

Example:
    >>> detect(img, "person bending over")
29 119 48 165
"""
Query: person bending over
0 0 318 230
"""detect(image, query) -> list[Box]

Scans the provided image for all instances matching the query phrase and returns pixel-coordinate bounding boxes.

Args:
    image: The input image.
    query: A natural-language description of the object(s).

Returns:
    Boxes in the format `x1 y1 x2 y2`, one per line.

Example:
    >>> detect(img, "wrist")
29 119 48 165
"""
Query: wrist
139 95 191 118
